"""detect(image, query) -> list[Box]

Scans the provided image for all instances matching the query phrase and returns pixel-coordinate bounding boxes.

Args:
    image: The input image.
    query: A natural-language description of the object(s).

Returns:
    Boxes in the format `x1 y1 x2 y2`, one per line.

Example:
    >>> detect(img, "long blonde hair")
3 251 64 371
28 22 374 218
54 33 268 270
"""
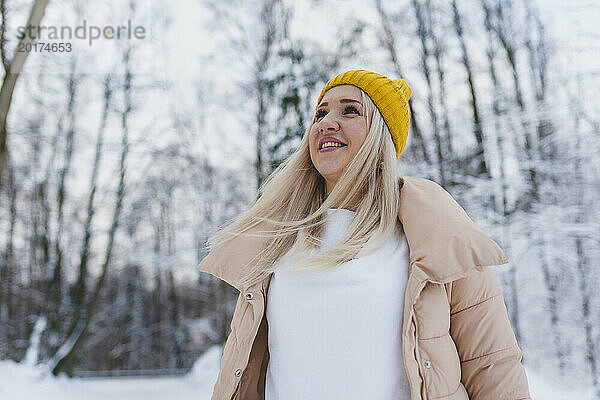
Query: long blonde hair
204 88 404 289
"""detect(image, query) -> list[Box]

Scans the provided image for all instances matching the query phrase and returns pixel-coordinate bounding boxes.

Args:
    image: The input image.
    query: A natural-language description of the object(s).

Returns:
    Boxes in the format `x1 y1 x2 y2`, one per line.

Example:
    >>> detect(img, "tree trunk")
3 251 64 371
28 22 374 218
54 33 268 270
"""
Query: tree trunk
484 0 539 206
374 0 429 165
572 110 599 396
451 0 489 177
0 158 16 358
254 0 280 192
45 55 79 361
412 0 445 186
426 0 453 164
52 49 131 376
59 74 112 373
482 0 523 347
0 0 50 186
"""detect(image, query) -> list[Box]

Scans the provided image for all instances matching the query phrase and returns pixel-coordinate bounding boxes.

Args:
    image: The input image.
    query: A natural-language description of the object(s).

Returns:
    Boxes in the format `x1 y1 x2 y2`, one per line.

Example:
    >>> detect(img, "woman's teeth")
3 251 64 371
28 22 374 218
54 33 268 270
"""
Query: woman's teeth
320 142 347 152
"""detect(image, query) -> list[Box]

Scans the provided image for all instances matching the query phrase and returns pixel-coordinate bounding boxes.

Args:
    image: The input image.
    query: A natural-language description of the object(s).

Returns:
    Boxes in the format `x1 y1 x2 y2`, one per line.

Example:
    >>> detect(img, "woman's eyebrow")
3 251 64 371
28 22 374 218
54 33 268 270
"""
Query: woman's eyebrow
317 98 363 108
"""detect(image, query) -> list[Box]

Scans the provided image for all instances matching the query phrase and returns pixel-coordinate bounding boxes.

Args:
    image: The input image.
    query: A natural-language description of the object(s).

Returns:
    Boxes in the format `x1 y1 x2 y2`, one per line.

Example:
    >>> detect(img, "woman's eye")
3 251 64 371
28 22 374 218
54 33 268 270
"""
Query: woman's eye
315 109 327 120
343 105 360 115
314 105 359 121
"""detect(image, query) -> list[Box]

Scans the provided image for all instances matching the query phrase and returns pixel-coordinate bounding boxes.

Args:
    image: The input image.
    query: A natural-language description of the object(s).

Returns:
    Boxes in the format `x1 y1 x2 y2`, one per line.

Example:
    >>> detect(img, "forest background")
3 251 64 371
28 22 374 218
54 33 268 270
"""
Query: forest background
0 0 598 396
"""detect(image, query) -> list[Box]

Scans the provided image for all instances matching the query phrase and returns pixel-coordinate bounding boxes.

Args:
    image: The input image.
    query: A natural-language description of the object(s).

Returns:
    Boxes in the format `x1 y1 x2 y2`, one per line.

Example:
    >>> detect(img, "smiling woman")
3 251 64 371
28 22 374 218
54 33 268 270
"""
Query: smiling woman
309 85 368 197
196 69 531 400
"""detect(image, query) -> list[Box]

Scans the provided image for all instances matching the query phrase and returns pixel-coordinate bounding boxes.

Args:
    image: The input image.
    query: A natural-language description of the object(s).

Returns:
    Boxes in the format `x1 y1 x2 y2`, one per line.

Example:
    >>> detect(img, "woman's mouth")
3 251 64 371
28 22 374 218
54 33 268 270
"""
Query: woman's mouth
319 142 347 152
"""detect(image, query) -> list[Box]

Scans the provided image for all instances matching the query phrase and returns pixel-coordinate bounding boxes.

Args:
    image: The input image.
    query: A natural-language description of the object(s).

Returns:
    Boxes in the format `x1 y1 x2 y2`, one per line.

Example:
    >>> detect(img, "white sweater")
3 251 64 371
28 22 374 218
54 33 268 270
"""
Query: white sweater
265 208 412 400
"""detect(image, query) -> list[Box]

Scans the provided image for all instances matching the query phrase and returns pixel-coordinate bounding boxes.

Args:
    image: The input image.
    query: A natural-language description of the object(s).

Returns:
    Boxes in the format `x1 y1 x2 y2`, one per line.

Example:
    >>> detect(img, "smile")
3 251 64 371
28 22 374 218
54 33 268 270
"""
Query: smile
319 142 347 152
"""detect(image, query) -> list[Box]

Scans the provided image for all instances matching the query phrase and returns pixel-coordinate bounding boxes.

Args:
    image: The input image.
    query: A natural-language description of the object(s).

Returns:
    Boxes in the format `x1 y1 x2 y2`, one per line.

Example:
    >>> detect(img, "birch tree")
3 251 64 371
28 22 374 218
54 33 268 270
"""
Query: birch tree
0 0 50 186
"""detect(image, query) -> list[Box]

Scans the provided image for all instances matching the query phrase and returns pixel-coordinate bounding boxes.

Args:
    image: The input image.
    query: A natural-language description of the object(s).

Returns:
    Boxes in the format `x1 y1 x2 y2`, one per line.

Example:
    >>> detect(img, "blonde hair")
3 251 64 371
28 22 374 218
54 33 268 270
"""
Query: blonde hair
204 88 404 290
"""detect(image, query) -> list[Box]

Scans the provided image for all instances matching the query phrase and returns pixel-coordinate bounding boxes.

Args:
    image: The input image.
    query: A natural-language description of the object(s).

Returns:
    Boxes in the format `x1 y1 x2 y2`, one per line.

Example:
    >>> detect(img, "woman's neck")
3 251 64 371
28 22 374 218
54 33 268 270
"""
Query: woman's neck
324 191 361 212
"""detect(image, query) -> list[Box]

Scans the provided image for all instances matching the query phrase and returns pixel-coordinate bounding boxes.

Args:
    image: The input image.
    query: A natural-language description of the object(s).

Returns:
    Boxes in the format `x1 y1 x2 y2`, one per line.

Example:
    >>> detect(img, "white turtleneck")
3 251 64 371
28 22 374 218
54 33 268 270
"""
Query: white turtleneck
265 208 412 400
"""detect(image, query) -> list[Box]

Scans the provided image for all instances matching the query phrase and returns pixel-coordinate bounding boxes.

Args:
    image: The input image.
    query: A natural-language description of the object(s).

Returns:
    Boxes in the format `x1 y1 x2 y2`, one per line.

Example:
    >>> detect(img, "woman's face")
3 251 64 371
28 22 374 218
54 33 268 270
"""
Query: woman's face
309 84 367 195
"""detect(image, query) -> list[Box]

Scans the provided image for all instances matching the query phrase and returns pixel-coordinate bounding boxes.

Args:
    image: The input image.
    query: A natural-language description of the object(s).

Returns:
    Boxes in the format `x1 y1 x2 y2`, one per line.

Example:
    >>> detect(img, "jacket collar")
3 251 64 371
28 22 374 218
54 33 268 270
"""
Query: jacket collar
196 176 508 291
397 176 507 284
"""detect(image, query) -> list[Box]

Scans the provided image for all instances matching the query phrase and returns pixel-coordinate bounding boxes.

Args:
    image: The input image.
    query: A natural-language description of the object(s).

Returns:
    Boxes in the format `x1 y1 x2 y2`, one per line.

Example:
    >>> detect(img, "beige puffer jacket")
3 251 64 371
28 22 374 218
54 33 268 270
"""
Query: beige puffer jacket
196 176 532 400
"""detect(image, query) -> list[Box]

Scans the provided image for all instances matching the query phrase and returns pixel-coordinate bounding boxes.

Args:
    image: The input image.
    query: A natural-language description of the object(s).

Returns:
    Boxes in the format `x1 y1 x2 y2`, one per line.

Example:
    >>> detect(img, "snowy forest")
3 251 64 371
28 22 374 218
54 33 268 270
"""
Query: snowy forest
0 0 598 397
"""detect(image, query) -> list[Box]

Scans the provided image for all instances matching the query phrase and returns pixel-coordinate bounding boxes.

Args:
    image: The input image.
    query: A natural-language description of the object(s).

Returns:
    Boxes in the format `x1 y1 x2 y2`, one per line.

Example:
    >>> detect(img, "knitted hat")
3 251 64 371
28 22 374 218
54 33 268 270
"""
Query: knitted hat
315 69 412 159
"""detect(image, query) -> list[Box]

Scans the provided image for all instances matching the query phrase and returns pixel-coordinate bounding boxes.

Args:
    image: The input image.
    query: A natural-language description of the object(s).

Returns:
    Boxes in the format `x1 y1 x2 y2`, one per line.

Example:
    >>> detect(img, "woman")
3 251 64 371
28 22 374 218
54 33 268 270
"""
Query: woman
196 70 531 400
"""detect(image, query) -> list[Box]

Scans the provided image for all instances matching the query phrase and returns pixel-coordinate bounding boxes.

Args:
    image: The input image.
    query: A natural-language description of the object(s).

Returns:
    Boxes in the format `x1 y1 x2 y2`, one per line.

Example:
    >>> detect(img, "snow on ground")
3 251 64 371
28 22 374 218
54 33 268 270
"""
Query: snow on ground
0 346 596 400
0 346 221 400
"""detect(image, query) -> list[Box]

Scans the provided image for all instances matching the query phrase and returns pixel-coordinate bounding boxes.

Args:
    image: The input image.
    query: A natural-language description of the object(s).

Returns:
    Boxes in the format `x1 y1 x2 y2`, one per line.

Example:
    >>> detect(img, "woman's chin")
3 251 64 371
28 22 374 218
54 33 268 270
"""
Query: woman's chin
318 168 345 186
317 158 347 172
319 166 343 177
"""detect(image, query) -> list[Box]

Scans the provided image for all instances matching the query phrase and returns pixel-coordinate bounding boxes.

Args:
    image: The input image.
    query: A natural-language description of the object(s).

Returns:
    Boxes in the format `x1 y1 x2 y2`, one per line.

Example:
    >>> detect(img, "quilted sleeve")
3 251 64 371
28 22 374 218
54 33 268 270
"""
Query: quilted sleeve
447 266 532 400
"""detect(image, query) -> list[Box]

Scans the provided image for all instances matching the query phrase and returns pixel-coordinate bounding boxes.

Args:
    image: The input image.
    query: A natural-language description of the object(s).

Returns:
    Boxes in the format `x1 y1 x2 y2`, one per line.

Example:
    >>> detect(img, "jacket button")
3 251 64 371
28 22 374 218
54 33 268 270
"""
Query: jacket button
235 368 242 377
424 360 432 369
245 292 253 301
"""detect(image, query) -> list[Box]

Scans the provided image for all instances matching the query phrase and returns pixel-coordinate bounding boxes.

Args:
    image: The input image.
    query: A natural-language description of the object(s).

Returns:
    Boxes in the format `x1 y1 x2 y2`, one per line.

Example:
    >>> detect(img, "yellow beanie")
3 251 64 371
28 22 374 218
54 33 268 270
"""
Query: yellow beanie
315 69 412 159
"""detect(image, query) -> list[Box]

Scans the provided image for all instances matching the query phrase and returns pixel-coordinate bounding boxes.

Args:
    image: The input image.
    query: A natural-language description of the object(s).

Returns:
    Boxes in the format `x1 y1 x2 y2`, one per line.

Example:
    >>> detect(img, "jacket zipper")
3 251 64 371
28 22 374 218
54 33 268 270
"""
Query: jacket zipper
411 276 437 400
412 313 428 400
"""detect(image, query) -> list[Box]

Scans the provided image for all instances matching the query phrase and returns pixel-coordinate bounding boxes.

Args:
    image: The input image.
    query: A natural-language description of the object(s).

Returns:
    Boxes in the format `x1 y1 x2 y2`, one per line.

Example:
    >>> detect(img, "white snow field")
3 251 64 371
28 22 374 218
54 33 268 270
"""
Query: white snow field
0 345 596 400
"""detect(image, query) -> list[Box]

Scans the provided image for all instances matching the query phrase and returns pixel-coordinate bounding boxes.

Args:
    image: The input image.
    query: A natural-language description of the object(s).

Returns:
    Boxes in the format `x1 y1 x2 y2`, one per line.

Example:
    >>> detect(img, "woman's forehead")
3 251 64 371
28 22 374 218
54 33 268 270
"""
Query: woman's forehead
319 84 362 105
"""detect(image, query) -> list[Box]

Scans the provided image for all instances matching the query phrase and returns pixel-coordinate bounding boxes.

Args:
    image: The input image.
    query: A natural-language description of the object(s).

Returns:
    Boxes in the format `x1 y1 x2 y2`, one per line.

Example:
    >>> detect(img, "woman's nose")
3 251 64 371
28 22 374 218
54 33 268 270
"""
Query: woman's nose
318 115 340 133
